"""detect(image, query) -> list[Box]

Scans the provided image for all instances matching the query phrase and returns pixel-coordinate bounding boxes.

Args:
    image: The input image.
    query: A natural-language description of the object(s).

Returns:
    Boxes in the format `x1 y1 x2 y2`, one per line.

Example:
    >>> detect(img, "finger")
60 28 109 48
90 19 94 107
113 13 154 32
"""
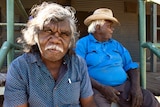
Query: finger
135 96 143 107
126 94 131 101
131 96 141 107
113 89 120 95
139 94 143 105
131 97 136 107
115 91 120 95
111 93 120 103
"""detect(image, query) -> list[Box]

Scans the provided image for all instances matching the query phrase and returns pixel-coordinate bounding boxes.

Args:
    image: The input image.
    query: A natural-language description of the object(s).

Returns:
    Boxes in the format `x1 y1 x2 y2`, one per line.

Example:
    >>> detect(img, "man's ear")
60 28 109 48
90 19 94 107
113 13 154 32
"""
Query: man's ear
95 25 101 31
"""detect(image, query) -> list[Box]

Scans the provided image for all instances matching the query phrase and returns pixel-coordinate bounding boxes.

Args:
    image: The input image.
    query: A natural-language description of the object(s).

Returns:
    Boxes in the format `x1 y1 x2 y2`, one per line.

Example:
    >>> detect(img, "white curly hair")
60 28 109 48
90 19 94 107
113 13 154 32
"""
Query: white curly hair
20 2 79 53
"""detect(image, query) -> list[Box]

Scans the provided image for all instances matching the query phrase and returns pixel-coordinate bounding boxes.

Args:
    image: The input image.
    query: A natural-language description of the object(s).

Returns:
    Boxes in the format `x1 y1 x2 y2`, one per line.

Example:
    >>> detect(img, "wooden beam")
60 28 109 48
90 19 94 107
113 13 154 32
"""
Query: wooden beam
57 0 71 5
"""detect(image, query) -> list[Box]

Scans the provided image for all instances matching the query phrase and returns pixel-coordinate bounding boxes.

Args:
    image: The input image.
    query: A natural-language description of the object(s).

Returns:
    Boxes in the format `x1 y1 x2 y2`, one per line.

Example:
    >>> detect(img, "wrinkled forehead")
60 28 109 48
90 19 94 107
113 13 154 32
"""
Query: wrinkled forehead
43 16 70 25
43 19 71 31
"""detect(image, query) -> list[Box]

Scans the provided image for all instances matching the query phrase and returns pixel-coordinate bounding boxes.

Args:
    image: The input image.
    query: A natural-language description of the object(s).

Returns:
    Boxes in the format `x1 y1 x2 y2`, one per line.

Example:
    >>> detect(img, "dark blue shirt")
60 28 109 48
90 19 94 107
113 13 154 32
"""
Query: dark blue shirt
75 34 138 86
4 52 93 107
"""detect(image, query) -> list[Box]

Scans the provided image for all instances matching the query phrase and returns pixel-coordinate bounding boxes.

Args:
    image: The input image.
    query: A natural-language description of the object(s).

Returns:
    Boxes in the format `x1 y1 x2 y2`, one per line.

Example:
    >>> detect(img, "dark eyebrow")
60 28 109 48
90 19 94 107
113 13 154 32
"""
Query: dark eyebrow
42 25 51 30
105 20 113 23
61 30 71 36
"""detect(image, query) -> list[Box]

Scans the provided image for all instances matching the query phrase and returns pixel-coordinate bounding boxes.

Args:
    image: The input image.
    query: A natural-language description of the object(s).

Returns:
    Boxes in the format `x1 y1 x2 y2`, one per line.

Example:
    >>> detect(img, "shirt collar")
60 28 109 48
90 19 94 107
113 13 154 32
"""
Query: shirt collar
29 52 69 66
29 52 42 66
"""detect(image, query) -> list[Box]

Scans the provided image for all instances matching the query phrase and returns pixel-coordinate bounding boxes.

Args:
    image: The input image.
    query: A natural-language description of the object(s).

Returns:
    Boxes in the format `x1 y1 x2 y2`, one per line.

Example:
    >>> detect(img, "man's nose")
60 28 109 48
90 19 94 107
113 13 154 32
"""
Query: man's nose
111 27 115 31
49 32 61 43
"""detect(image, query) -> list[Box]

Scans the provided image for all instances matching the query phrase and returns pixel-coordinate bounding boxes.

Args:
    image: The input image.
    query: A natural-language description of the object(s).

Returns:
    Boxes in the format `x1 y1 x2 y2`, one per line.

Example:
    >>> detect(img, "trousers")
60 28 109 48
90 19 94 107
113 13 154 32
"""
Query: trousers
93 80 160 107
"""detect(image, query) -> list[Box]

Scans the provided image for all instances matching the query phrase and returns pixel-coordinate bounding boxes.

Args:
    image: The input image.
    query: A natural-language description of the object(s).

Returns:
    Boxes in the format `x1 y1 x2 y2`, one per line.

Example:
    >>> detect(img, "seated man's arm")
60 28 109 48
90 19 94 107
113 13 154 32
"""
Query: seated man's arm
80 96 97 107
127 69 141 91
127 69 143 107
90 78 120 103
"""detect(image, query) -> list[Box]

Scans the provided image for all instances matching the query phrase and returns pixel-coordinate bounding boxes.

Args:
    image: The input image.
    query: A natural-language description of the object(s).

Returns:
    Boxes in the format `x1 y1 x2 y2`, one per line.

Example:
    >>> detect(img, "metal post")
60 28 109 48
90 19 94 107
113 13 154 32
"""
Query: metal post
139 0 146 89
7 0 14 67
0 41 11 69
150 3 157 72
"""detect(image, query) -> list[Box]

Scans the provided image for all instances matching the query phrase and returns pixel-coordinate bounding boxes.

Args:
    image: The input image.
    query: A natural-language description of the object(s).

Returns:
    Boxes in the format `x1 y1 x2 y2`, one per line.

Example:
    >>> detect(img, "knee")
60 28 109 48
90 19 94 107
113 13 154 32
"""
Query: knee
142 89 160 107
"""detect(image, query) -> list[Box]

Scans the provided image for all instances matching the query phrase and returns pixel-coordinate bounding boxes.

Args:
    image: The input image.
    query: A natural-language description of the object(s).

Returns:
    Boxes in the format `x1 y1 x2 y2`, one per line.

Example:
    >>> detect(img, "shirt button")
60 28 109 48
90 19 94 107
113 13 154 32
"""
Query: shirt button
54 87 57 90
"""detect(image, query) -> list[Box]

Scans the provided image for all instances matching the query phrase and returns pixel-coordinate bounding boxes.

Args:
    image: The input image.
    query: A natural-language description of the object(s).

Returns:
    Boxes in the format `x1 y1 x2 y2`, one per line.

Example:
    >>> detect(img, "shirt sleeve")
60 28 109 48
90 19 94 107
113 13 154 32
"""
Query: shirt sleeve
3 58 28 106
75 38 87 59
78 56 93 98
118 43 139 71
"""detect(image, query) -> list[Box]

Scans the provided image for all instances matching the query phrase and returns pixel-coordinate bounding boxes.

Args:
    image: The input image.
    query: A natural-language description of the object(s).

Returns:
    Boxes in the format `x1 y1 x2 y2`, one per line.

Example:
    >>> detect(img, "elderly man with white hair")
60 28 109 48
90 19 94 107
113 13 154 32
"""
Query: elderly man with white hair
75 8 160 107
3 2 97 107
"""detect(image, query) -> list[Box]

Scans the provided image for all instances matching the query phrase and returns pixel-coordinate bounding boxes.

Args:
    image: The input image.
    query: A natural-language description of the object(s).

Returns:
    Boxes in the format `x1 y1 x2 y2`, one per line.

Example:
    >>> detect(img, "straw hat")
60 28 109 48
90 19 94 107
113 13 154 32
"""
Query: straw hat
84 8 120 26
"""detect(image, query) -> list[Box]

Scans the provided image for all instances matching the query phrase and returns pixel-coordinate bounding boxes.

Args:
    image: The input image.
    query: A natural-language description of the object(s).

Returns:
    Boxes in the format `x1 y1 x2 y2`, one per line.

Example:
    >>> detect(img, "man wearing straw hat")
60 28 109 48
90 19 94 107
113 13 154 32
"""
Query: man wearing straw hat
75 8 160 107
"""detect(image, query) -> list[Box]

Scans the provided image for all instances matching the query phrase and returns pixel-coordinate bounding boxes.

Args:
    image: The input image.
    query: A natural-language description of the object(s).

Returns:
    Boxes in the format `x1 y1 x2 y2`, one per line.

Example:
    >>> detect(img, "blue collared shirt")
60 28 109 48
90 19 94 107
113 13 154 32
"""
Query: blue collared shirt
4 52 93 107
75 34 138 86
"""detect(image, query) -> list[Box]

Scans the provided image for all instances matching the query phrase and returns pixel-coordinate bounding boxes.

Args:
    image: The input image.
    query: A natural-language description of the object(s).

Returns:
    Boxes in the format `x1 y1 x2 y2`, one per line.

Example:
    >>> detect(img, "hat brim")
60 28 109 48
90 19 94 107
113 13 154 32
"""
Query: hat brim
84 14 120 26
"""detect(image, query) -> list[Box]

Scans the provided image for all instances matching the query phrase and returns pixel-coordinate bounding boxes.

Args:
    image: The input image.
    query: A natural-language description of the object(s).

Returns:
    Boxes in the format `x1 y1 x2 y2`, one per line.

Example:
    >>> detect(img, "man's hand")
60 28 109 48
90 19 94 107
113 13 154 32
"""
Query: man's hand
90 78 120 103
100 86 120 103
127 86 143 107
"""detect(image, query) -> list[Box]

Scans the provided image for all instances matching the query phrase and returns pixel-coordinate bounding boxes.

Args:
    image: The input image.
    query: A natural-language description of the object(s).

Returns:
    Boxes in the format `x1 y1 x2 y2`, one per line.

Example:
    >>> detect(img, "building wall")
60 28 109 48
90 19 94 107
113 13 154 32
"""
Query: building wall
0 1 6 46
72 0 140 61
73 0 160 64
0 0 160 64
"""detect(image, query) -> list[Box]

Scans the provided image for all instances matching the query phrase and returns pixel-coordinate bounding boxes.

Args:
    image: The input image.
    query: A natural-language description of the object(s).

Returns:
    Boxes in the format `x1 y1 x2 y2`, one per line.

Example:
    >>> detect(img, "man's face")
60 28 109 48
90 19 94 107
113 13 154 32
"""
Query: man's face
95 20 114 42
37 19 72 62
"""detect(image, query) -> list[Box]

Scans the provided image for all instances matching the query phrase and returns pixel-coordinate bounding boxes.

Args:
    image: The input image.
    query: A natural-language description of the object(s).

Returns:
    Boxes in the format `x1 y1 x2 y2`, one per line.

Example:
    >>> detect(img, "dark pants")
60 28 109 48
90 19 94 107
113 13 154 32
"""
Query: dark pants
93 80 160 107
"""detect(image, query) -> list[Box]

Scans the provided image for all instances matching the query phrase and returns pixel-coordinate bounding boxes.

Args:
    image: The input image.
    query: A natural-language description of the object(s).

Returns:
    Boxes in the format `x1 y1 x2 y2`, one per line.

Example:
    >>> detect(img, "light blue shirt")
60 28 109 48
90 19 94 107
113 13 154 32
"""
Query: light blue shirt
4 52 93 107
75 34 138 86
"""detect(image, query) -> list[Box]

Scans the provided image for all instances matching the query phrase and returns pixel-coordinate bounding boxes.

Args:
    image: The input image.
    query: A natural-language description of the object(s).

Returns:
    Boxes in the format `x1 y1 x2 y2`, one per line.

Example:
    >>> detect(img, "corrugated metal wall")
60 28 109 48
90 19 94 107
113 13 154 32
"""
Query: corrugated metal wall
72 0 124 12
